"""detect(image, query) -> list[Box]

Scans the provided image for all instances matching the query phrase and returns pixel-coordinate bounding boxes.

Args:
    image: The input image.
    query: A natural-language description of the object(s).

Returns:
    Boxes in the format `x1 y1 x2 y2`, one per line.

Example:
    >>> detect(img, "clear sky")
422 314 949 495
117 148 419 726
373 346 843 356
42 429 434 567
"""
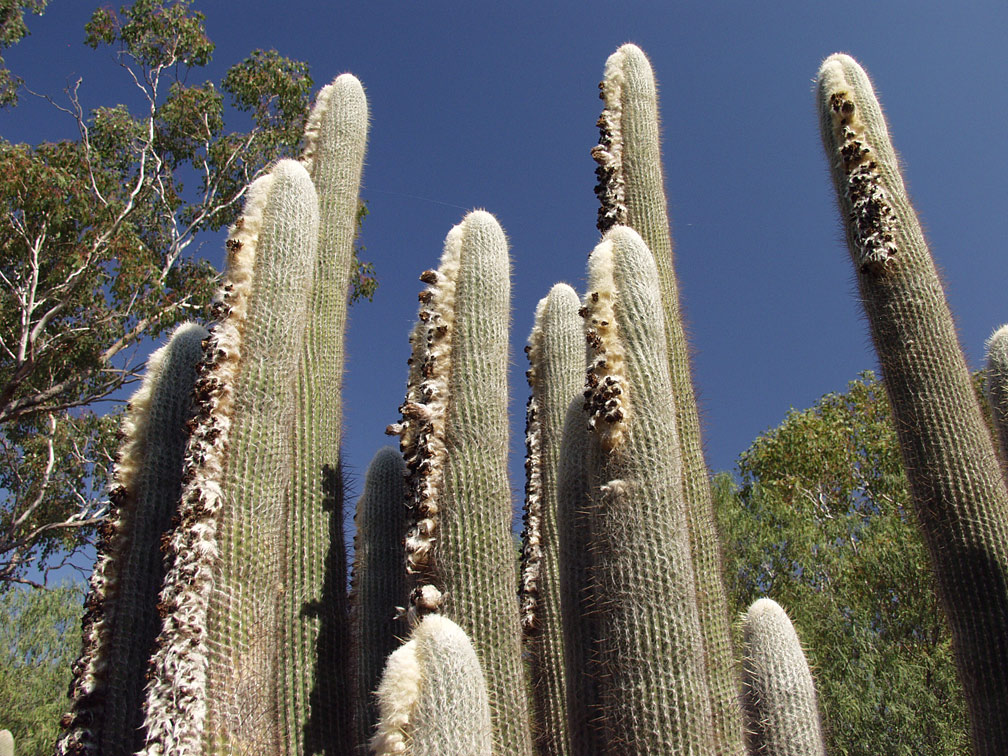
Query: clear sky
4 2 1007 532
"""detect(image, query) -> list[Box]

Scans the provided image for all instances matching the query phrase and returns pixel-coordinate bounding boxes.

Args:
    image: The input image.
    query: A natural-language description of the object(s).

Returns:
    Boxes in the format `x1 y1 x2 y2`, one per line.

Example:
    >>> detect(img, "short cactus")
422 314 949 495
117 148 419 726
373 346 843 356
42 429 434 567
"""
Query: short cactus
370 614 492 756
740 598 826 756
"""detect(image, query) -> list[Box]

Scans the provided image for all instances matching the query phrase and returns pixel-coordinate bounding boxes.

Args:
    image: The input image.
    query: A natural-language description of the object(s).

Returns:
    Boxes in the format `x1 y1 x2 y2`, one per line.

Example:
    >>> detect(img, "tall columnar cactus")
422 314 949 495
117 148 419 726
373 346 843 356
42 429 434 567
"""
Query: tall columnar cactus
285 72 369 756
520 283 584 756
985 325 1008 464
593 43 743 755
580 225 713 755
817 53 1008 754
388 210 533 756
370 614 492 756
56 321 207 756
555 370 599 755
740 599 826 756
352 446 408 749
139 159 319 756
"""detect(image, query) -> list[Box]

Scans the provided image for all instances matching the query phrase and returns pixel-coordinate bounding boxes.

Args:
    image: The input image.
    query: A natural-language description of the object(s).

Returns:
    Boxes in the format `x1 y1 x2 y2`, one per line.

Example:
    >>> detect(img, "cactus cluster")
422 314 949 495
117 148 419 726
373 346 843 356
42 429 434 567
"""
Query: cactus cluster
54 43 1008 756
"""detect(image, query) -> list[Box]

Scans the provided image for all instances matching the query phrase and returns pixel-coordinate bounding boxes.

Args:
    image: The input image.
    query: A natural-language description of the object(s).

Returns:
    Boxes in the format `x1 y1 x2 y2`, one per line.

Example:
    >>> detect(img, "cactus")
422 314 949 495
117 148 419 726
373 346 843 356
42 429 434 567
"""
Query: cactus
740 599 826 756
580 225 713 754
593 43 744 755
388 210 533 756
351 446 409 748
985 325 1008 464
138 158 319 756
520 283 584 756
57 321 207 756
56 43 1000 756
285 72 369 756
370 614 492 756
817 52 1008 754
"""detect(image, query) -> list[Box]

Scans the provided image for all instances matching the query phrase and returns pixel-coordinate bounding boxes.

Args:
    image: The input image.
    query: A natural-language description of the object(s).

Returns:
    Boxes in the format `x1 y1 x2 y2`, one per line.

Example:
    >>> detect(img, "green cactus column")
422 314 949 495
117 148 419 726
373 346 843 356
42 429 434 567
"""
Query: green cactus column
521 283 584 756
555 397 601 756
390 211 533 756
57 322 206 756
985 325 1008 465
817 53 1008 755
284 72 368 756
593 44 743 755
351 446 408 748
370 614 492 756
740 599 826 756
582 225 713 755
139 159 319 756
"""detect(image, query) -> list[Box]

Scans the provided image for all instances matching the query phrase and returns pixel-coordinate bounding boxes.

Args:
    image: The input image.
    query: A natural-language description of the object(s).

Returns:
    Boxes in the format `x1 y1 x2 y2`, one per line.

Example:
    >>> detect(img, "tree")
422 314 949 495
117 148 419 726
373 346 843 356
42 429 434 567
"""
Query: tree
0 582 83 755
714 372 970 755
0 0 47 107
0 1 374 587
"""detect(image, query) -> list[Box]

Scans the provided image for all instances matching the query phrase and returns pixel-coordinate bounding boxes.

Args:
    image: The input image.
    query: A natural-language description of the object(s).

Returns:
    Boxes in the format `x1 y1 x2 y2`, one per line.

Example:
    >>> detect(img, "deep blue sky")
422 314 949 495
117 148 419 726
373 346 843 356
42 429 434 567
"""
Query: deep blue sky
4 2 1007 529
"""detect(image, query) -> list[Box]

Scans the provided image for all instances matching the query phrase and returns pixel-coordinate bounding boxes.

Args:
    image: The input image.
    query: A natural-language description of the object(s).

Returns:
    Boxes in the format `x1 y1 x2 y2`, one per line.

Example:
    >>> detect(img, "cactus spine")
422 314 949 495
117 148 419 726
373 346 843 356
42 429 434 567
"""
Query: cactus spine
817 53 1008 754
582 225 713 755
285 72 369 756
139 159 319 756
740 599 826 756
593 44 743 755
56 322 206 756
370 614 492 756
352 446 408 748
521 283 584 756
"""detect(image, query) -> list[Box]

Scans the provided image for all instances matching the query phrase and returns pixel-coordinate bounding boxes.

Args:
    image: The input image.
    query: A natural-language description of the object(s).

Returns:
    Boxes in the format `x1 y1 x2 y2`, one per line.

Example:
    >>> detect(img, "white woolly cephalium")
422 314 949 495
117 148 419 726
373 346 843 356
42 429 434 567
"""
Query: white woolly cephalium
582 239 629 452
387 224 462 619
519 297 547 632
591 47 627 232
370 639 420 755
818 57 898 275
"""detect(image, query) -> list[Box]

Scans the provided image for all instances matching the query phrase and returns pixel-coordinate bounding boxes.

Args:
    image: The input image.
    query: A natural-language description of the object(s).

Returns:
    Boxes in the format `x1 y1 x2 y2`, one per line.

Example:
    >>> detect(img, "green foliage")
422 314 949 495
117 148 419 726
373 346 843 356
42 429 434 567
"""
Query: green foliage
0 583 83 755
715 372 969 755
0 0 373 586
0 0 46 107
